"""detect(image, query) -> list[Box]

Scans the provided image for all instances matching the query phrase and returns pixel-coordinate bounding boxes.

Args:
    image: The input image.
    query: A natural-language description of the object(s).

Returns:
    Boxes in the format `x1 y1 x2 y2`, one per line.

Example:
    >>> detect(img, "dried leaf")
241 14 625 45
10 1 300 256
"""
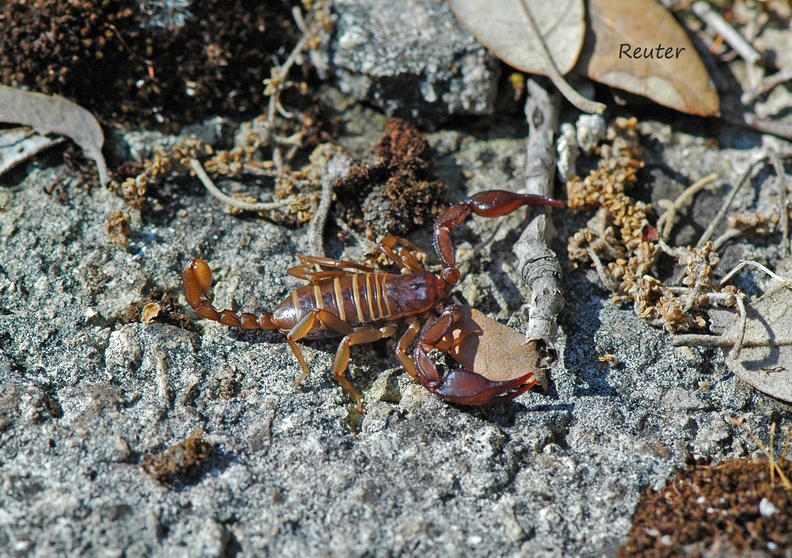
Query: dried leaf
574 0 720 116
448 0 604 113
0 127 63 177
724 286 792 403
448 305 548 391
0 85 109 185
141 303 162 324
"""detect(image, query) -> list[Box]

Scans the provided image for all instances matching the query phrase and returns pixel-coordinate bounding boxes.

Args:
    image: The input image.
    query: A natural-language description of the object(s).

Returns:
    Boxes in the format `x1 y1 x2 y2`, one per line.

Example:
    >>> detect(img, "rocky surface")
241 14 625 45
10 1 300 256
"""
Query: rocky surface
331 0 500 121
2 111 790 557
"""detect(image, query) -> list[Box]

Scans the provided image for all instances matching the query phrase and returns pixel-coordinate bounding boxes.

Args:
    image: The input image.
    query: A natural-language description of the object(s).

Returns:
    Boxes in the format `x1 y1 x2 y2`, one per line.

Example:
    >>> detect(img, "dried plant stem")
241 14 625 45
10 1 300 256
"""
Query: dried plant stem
725 113 792 141
729 419 792 490
782 426 792 461
719 260 791 288
696 156 768 249
768 151 790 257
656 173 720 241
307 154 352 257
513 77 564 359
730 293 747 357
742 63 792 104
189 158 296 212
515 0 605 115
672 334 792 348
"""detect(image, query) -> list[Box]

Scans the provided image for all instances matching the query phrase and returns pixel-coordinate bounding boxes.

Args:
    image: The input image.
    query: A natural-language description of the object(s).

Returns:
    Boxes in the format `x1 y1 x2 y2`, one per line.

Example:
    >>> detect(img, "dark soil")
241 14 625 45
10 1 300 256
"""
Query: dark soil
335 118 448 239
0 0 297 126
619 457 792 557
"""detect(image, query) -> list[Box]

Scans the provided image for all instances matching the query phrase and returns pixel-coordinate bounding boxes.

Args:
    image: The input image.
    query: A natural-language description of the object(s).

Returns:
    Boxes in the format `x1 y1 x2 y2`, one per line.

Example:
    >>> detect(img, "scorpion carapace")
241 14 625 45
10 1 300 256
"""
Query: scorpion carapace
184 190 564 410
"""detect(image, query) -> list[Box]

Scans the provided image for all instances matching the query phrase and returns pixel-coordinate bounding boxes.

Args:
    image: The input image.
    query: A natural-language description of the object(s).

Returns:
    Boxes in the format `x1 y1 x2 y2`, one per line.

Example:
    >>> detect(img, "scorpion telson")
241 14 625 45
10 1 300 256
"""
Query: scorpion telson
183 190 564 410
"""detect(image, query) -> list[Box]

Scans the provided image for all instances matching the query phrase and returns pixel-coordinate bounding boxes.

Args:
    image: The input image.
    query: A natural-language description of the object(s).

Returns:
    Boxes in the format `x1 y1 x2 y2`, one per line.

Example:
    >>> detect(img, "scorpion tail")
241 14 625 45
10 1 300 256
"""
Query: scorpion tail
183 259 278 330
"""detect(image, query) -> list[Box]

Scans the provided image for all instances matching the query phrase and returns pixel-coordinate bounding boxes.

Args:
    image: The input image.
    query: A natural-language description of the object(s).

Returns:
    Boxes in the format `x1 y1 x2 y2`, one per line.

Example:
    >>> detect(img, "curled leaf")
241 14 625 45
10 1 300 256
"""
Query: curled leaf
574 0 720 116
447 305 548 391
0 128 63 177
724 286 792 404
0 85 109 185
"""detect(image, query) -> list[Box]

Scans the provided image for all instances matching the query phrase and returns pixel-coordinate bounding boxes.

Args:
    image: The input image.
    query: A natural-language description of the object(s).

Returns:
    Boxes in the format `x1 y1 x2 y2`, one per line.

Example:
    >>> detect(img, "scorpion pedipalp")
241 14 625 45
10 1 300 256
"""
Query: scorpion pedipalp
411 306 538 406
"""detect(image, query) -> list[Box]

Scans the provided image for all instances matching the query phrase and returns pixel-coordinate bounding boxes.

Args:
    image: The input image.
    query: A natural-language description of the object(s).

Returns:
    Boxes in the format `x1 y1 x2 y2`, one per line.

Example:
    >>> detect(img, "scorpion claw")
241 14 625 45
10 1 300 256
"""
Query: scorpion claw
431 369 537 407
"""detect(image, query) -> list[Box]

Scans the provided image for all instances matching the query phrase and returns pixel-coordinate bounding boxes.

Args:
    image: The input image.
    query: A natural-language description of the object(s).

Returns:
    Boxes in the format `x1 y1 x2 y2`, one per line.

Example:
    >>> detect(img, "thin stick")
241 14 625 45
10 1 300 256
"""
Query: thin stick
672 334 792 347
730 418 792 490
190 158 296 212
306 154 352 257
771 422 777 486
712 228 745 253
514 77 564 359
728 293 747 358
782 426 792 461
742 63 792 105
692 1 763 87
696 156 768 249
724 113 792 141
719 260 791 288
516 0 605 114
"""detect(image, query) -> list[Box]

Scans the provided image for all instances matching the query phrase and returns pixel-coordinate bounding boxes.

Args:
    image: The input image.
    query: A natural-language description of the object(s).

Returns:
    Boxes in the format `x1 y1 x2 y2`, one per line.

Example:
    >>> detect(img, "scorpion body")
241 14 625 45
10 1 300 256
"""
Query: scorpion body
184 190 563 410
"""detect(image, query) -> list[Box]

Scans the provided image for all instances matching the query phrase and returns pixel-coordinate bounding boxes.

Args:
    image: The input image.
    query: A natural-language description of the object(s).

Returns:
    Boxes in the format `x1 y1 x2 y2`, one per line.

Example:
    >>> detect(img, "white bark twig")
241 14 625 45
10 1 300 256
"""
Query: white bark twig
513 77 564 362
768 151 790 257
692 1 763 88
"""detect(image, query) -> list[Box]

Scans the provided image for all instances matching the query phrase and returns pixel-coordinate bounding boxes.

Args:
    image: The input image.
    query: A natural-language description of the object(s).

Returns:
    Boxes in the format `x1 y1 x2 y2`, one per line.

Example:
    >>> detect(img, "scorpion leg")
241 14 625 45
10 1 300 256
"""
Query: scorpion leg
332 323 399 412
288 254 374 282
376 236 426 274
287 309 354 386
394 317 422 381
412 306 537 406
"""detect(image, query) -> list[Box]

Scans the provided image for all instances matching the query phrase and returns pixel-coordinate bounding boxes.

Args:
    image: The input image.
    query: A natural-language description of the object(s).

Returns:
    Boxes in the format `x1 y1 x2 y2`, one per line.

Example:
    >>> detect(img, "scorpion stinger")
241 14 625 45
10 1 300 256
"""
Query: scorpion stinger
183 189 563 411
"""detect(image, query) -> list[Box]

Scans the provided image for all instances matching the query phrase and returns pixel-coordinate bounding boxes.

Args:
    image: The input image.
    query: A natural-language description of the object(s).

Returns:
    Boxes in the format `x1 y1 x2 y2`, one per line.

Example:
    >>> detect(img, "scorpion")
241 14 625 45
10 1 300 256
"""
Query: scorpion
183 189 563 410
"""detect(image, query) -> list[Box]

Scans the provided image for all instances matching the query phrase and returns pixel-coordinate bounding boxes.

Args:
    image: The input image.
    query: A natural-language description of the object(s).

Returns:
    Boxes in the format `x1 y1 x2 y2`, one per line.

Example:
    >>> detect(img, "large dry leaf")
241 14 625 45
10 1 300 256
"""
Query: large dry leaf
723 286 792 403
575 0 720 116
448 305 549 391
0 85 109 185
447 0 585 75
448 0 604 113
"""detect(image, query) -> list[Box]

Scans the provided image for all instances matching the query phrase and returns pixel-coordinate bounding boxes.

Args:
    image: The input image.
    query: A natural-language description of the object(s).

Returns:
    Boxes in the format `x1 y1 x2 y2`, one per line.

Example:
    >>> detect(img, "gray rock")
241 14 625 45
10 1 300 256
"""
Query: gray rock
331 0 500 121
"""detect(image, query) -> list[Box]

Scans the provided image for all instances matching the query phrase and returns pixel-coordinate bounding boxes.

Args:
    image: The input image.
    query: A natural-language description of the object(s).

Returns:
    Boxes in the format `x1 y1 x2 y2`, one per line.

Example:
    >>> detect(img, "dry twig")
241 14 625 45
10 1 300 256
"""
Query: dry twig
513 77 563 360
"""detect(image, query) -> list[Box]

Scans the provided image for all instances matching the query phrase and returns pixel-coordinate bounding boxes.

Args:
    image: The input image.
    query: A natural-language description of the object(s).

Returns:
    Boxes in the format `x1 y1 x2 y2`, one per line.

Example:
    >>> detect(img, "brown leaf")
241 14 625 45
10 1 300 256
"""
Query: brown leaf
0 85 109 184
447 305 548 391
448 0 604 113
724 286 792 404
574 0 720 116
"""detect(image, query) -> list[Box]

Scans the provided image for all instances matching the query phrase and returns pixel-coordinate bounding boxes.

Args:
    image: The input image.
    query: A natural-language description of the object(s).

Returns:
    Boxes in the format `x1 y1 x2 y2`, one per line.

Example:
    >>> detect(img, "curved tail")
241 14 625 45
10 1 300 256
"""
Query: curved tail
183 259 278 330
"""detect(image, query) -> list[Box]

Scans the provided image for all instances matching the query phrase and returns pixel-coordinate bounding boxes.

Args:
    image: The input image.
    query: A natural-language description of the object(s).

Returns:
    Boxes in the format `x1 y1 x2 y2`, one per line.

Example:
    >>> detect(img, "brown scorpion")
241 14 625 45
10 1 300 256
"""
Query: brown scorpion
183 190 563 410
